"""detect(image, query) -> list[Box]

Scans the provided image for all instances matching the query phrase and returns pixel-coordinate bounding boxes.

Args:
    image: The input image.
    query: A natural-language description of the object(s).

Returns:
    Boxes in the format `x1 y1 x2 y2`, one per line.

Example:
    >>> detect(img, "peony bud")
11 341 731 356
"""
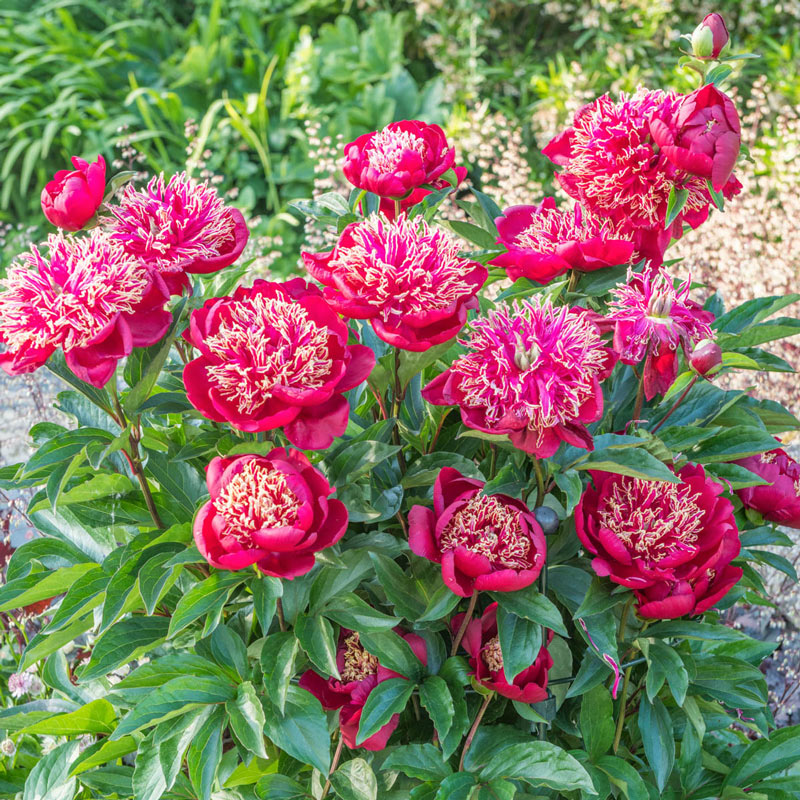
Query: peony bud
690 339 723 377
41 155 106 231
691 13 729 60
534 505 560 535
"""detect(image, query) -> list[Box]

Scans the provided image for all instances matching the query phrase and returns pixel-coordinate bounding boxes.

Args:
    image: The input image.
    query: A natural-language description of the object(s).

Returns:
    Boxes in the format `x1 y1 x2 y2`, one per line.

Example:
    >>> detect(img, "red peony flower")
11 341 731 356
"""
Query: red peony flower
734 448 800 530
650 84 741 193
608 267 715 399
299 629 428 750
0 231 171 387
108 172 249 295
422 298 616 457
302 215 487 351
183 278 374 450
491 198 635 284
453 602 553 702
691 13 729 60
343 120 457 199
41 155 106 232
193 449 347 579
542 89 740 265
408 467 546 596
576 464 742 619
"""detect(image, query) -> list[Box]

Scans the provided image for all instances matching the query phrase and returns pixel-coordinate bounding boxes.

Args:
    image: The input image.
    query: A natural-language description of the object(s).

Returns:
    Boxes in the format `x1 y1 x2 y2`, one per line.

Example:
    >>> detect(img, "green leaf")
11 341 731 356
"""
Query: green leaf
324 593 401 632
382 743 453 782
447 219 499 249
638 696 675 791
479 741 595 792
665 186 689 228
644 639 689 706
19 699 117 736
264 685 331 774
0 563 96 613
692 425 783 463
252 574 282 633
356 678 415 745
255 774 308 799
168 572 247 637
111 676 235 739
723 724 800 788
580 685 615 762
146 452 207 518
554 469 583 515
261 632 299 715
139 551 181 616
295 615 340 678
330 441 401 486
226 681 268 759
187 707 225 800
434 773 477 799
575 447 680 482
70 737 138 776
402 452 485 488
23 741 80 800
596 755 649 800
491 586 568 637
398 341 457 390
358 630 424 679
713 294 800 335
496 606 545 682
370 553 426 619
330 758 378 800
79 765 133 796
419 676 455 740
80 616 170 681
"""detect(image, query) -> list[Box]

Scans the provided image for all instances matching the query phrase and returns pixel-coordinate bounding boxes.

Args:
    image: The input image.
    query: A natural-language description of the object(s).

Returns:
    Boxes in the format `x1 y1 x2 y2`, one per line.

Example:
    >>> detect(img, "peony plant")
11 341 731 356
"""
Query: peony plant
1 14 799 800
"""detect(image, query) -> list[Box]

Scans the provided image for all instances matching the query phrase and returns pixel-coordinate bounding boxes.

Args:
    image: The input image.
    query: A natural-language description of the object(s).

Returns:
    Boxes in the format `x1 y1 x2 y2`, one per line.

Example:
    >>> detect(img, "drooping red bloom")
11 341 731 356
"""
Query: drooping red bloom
650 84 741 193
183 278 374 450
299 630 428 750
453 602 553 702
422 298 616 457
734 448 800 530
409 467 546 597
193 449 347 579
343 120 457 199
576 464 742 619
491 198 635 284
302 215 487 351
41 155 106 231
0 232 171 387
608 267 715 400
543 89 739 265
108 172 249 295
691 13 730 60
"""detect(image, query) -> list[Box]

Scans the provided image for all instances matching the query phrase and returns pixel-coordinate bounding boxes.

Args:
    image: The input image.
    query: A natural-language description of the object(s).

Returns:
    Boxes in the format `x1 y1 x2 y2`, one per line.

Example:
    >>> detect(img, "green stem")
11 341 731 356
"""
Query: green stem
321 734 345 799
612 665 633 753
393 198 402 219
459 692 494 772
276 597 287 633
451 590 479 657
391 349 407 475
632 362 647 423
489 444 498 480
532 458 545 507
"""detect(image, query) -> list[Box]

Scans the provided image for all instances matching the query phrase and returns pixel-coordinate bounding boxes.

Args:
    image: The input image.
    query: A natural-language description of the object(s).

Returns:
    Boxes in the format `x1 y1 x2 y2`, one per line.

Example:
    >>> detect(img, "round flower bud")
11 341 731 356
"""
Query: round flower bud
0 738 15 757
691 13 729 60
534 506 560 535
690 339 723 377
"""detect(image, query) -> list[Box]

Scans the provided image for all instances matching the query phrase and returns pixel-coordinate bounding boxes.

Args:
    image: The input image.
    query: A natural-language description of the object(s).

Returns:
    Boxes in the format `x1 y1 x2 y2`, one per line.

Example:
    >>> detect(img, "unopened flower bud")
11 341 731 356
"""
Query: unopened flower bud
691 13 729 60
534 506 560 535
690 339 723 377
0 738 15 757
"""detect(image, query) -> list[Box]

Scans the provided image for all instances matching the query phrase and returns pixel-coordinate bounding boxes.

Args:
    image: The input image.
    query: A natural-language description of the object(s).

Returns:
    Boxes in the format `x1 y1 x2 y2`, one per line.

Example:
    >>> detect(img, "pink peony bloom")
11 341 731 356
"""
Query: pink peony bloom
108 172 249 295
302 215 487 351
608 267 715 399
422 298 616 457
183 278 374 450
343 120 457 199
734 448 800 530
194 449 348 579
408 467 546 597
650 84 741 193
0 232 171 387
453 602 553 702
299 630 428 750
41 155 106 231
491 198 635 284
542 89 740 265
576 464 742 619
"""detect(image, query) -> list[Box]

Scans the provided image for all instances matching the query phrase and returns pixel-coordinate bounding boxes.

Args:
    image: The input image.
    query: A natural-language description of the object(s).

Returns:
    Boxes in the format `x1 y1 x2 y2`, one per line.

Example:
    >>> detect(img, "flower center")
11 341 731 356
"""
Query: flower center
366 128 427 174
327 216 478 318
514 205 625 253
110 173 234 273
440 493 534 570
482 636 504 673
598 477 704 564
204 294 334 416
341 633 379 682
212 460 301 542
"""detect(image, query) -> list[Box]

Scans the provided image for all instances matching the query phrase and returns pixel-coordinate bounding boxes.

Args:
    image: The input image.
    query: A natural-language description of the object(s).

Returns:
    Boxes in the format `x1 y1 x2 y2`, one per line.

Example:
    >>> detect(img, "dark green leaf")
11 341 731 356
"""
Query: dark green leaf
330 758 378 800
580 685 615 762
356 678 415 746
638 696 675 791
81 616 170 681
496 606 545 682
419 676 455 741
358 630 424 679
168 572 247 637
490 587 567 637
575 447 680 482
226 681 268 758
324 593 401 632
295 615 340 678
382 743 453 782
